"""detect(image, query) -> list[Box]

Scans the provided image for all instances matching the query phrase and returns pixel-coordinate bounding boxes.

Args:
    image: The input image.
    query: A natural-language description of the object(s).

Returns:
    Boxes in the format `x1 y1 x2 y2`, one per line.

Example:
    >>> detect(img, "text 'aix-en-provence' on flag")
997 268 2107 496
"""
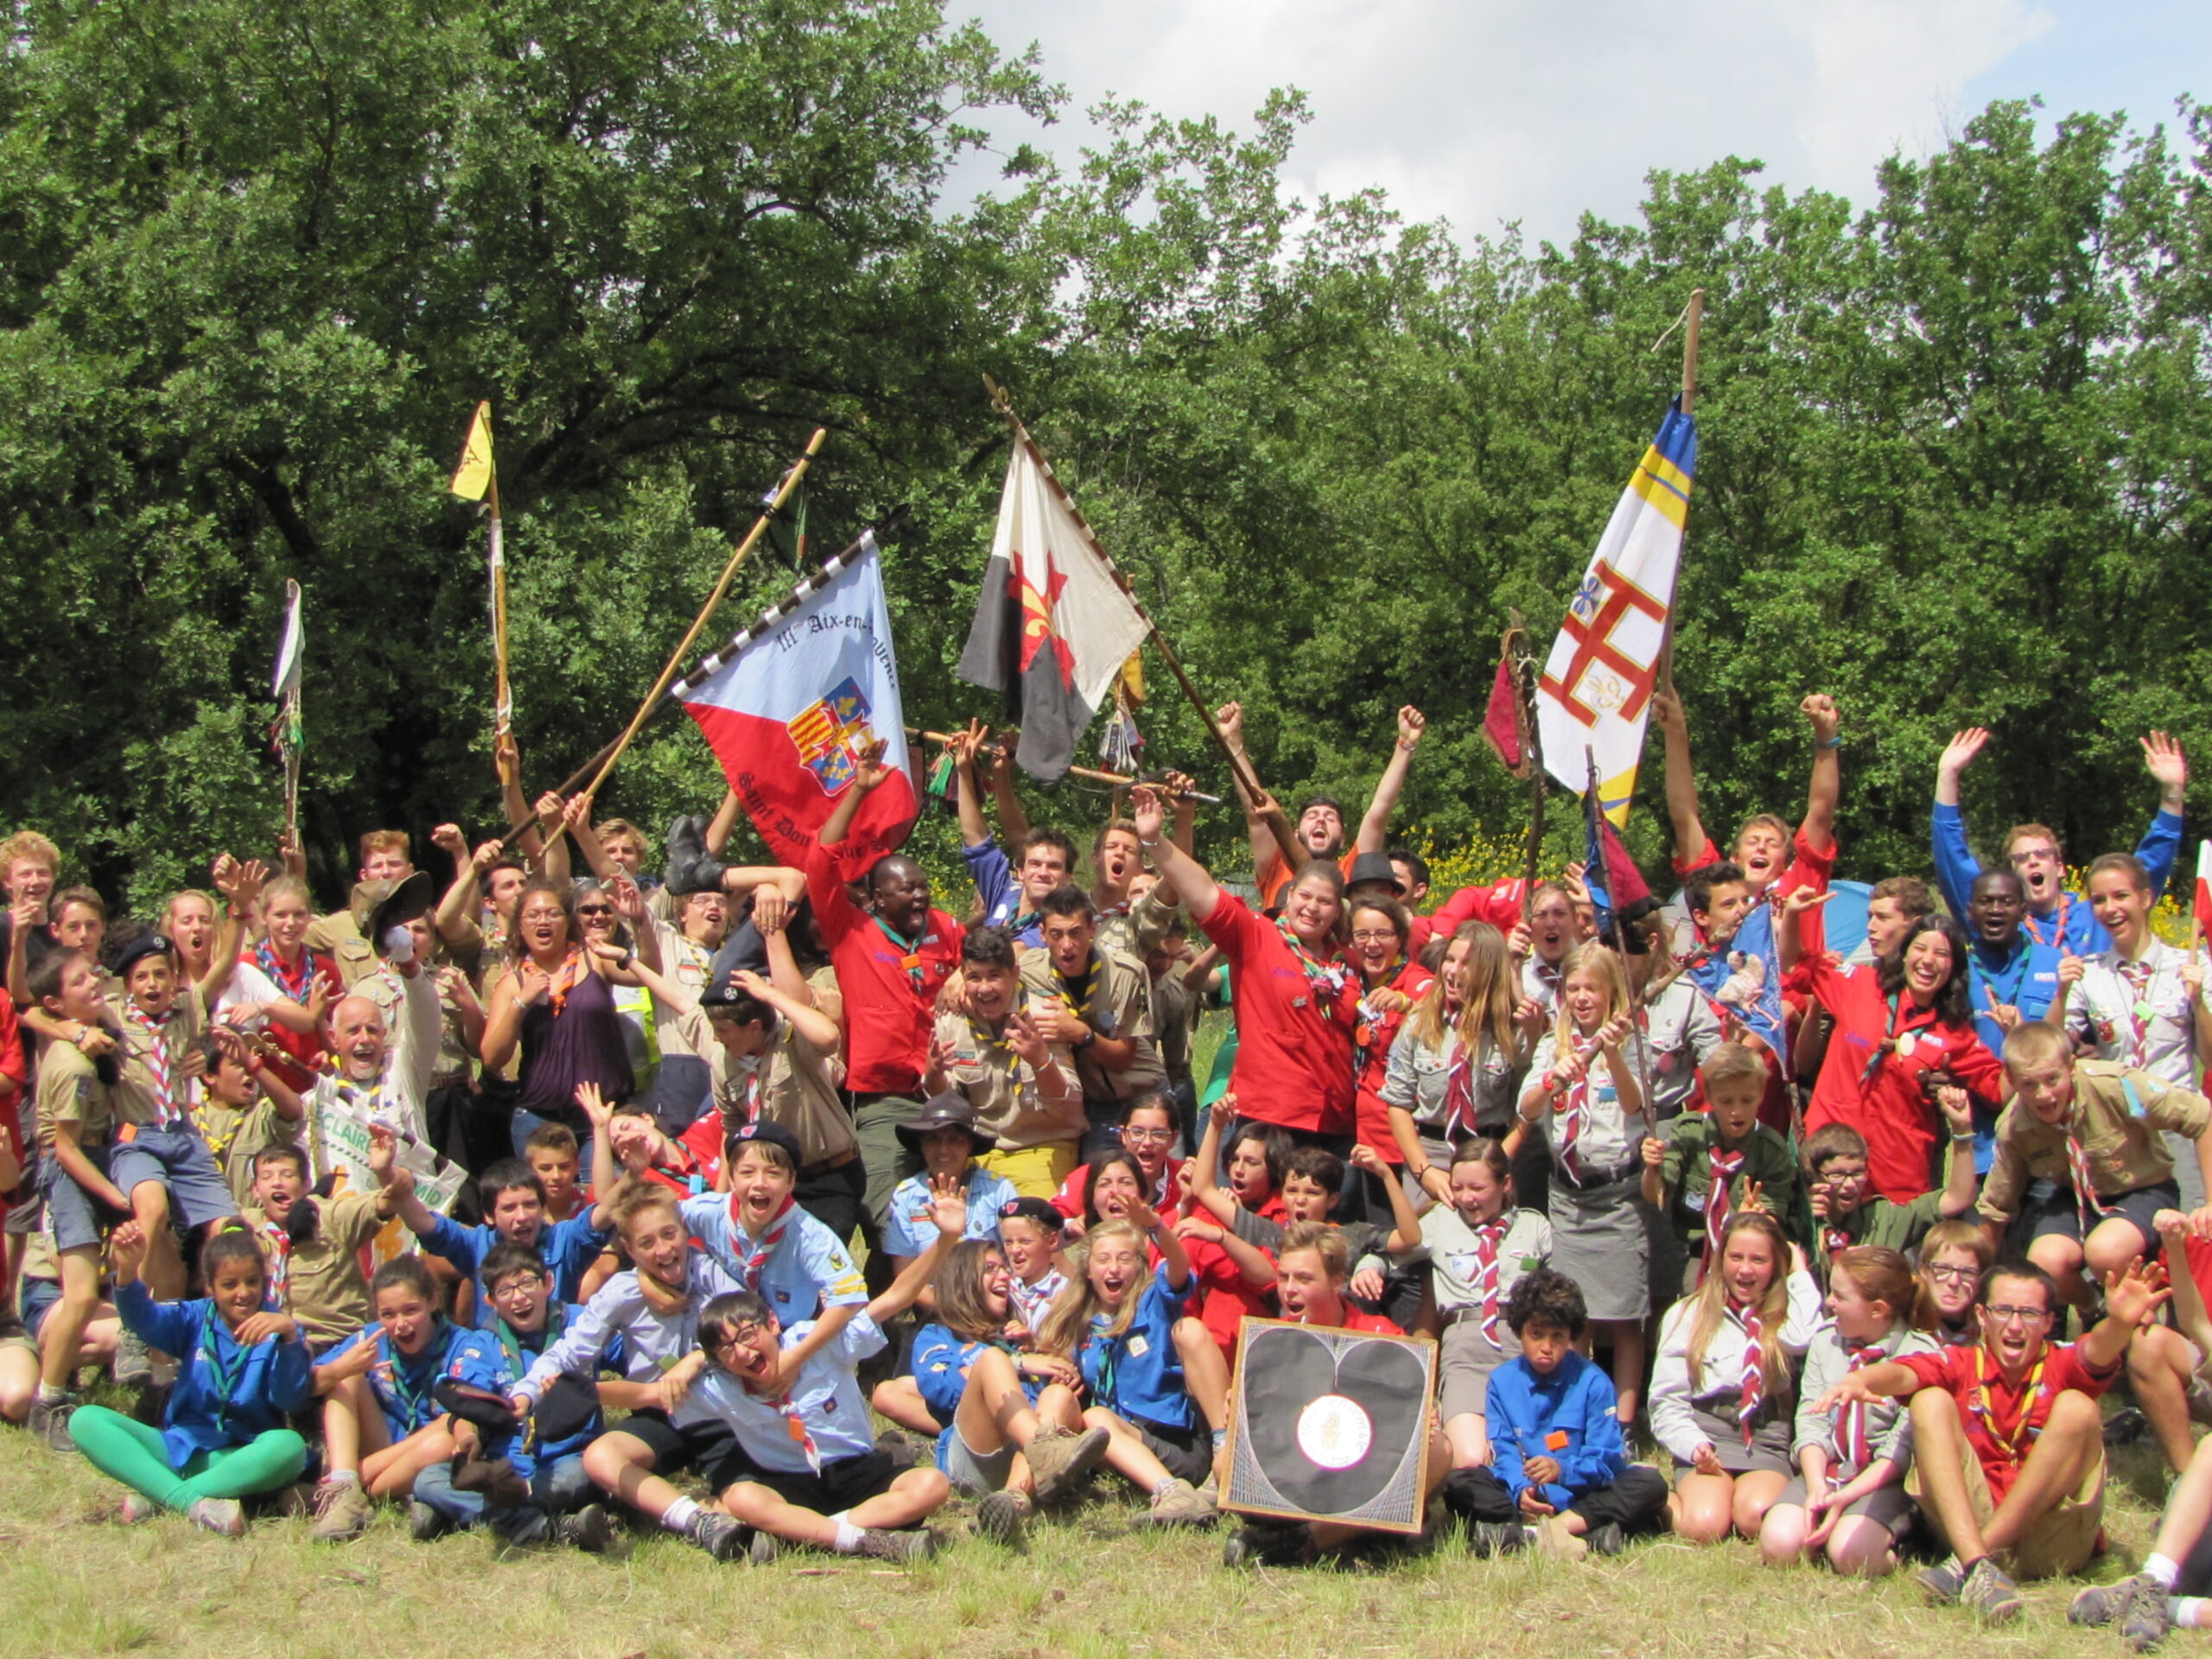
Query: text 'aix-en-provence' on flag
957 437 1150 785
678 545 915 867
1535 398 1697 826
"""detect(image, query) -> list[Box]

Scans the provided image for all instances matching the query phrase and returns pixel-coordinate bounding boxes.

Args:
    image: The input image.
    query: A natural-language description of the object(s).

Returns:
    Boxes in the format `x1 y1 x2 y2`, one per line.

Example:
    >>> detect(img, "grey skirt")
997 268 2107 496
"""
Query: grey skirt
1547 1175 1649 1322
1775 1473 1917 1539
1674 1402 1793 1476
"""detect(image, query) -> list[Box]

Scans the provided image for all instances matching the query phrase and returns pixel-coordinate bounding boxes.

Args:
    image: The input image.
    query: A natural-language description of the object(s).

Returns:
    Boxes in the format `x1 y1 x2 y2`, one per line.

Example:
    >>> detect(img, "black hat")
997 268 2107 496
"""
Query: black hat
998 1196 1065 1233
364 870 438 958
894 1090 996 1156
723 1118 803 1165
1344 852 1406 896
112 931 178 980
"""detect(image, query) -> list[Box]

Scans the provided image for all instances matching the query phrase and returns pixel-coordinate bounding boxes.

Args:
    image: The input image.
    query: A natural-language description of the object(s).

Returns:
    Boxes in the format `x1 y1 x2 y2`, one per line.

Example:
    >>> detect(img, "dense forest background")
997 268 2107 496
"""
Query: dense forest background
2 0 2208 908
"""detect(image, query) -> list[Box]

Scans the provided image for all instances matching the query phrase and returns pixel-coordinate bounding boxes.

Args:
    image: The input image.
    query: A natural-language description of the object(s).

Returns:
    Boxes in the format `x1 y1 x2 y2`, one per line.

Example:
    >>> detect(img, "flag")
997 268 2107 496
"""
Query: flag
1582 784 1652 941
1535 399 1697 824
957 439 1150 783
1685 905 1789 1068
449 401 494 500
271 581 303 703
2195 842 2212 943
1483 655 1529 778
679 547 915 866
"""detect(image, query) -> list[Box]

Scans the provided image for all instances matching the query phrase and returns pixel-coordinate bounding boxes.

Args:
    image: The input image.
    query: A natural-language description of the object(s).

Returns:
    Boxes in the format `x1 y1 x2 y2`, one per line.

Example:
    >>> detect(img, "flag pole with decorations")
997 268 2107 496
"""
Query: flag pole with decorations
1535 288 1704 829
270 579 304 844
448 401 511 734
963 380 1300 872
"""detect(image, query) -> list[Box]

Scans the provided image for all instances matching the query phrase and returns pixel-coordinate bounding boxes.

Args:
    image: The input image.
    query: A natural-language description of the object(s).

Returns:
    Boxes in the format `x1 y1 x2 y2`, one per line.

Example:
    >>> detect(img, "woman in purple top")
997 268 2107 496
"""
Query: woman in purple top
481 877 633 1162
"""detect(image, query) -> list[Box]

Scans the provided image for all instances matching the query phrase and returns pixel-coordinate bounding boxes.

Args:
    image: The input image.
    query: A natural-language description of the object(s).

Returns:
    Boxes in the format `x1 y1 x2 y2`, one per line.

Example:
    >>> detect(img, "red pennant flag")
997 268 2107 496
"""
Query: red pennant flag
1484 655 1529 779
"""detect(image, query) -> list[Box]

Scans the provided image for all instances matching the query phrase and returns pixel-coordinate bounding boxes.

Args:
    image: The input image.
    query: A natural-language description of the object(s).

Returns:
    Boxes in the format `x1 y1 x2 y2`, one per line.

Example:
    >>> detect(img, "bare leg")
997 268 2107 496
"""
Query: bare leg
719 1467 950 1548
582 1431 691 1526
321 1375 390 1478
1759 1501 1812 1565
1825 1513 1900 1577
868 1376 941 1435
364 1423 455 1499
2025 1234 2091 1322
1444 1411 1492 1469
1909 1388 1991 1560
2130 1324 2202 1474
1978 1390 2101 1558
2083 1217 2151 1285
1669 1471 1737 1544
2149 1430 2212 1565
1081 1406 1175 1493
1730 1469 1789 1540
1605 1320 1646 1424
129 1182 185 1301
37 1249 102 1391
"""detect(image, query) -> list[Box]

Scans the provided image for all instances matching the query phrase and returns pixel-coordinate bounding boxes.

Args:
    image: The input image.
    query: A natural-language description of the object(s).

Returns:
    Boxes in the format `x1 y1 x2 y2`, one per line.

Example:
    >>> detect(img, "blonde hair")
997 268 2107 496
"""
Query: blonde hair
2001 1021 2071 1077
1550 942 1630 1046
1035 1220 1147 1358
0 831 59 877
1279 1219 1349 1281
1682 1211 1791 1399
1407 921 1522 1072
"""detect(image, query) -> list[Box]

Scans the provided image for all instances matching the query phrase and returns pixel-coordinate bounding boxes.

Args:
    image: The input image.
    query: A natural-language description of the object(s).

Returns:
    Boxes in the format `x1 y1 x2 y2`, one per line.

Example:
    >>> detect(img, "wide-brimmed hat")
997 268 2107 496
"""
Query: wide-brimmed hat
1344 852 1405 896
361 871 437 957
894 1090 996 1155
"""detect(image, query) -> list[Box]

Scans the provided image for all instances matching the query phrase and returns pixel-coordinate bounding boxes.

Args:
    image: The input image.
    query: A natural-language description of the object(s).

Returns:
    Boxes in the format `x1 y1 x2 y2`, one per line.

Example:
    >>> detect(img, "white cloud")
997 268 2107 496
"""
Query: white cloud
951 0 2074 245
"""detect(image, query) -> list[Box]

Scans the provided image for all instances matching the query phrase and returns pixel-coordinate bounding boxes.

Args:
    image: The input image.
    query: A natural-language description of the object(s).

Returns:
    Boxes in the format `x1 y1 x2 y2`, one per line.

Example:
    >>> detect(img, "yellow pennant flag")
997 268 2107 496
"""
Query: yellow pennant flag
448 401 494 500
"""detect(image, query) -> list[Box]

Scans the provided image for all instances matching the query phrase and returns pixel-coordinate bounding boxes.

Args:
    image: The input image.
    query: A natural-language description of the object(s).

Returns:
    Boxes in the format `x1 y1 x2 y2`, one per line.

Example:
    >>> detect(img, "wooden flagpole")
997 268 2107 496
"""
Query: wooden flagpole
983 379 1303 874
1657 289 1704 696
578 428 827 804
487 462 512 735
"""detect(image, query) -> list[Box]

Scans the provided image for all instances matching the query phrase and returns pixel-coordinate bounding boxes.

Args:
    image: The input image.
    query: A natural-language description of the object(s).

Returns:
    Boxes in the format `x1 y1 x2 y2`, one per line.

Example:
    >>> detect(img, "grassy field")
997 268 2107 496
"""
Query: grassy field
0 1421 2189 1659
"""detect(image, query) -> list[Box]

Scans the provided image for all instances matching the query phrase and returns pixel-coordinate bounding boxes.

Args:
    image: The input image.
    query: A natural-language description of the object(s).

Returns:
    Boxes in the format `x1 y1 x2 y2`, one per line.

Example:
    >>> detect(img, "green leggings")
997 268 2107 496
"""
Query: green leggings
71 1406 307 1512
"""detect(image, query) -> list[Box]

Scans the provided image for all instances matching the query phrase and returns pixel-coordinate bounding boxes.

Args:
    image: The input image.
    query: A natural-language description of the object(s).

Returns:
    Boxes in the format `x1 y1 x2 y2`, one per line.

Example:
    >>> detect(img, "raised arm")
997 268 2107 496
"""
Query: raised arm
2139 732 2189 899
1187 1096 1240 1227
431 827 492 946
950 721 995 850
1354 707 1425 855
1131 786 1219 925
987 727 1032 845
1650 689 1710 867
1798 695 1841 855
494 732 546 863
200 855 265 1004
734 968 839 1055
702 788 744 860
1929 728 1989 920
819 743 893 849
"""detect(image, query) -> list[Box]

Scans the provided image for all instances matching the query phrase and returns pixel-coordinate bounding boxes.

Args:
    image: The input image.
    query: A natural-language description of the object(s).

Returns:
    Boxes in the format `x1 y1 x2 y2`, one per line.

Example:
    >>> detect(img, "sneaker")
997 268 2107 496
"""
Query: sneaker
116 1492 161 1525
1026 1426 1110 1504
690 1510 751 1563
1141 1477 1217 1528
1916 1554 1967 1604
1960 1558 2024 1624
873 1428 916 1468
273 1480 318 1520
556 1503 614 1554
28 1394 78 1454
2121 1574 2177 1652
1586 1521 1628 1558
1222 1520 1312 1568
2073 1576 2141 1627
853 1528 939 1565
112 1328 155 1389
1533 1516 1589 1562
974 1489 1033 1547
2104 1407 2152 1447
187 1497 245 1537
408 1500 448 1542
308 1478 372 1543
748 1528 781 1566
1468 1521 1529 1559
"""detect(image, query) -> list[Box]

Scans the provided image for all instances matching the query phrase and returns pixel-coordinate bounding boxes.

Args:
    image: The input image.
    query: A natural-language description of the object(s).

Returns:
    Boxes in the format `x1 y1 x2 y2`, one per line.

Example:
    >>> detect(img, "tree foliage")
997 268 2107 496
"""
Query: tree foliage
1 0 2207 907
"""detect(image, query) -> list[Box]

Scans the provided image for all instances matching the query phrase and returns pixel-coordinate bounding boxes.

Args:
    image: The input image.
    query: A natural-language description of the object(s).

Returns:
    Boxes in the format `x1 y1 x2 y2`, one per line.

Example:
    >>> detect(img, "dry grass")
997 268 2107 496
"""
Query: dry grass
0 1422 2186 1659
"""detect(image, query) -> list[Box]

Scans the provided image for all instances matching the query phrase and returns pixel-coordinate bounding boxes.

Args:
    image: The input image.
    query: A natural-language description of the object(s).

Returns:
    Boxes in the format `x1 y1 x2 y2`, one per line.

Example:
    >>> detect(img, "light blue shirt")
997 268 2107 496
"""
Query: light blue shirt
883 1166 1019 1259
691 1314 887 1474
679 1193 868 1322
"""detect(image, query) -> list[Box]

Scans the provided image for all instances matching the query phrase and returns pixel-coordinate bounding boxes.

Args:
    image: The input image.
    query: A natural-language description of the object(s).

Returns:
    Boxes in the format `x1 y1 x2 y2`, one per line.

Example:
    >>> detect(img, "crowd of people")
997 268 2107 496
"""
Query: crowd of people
8 694 2212 1644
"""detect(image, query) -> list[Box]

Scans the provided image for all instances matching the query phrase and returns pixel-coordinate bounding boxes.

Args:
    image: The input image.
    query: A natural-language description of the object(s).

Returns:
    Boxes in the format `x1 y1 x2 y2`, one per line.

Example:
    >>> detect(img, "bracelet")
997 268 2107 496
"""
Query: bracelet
1139 837 1160 849
1949 1130 1975 1142
1815 734 1842 750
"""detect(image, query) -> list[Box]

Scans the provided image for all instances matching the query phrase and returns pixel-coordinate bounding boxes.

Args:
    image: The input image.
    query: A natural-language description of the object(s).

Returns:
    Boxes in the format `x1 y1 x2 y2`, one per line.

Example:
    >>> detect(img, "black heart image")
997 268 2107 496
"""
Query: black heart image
1243 1326 1427 1516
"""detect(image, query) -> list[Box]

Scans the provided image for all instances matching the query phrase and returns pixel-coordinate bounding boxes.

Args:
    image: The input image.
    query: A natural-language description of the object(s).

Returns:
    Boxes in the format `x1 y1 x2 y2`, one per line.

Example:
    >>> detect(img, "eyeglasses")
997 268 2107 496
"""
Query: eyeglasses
576 904 614 917
1925 1265 1979 1286
711 1320 766 1351
1120 1127 1173 1145
1983 1304 2050 1326
1349 930 1399 945
488 1275 547 1300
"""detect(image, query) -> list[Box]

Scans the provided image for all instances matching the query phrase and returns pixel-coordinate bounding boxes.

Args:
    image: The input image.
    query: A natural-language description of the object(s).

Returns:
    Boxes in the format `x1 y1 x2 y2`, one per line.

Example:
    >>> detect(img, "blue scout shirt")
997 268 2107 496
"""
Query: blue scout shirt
1484 1348 1630 1508
961 838 1044 947
883 1165 1019 1259
115 1281 313 1466
416 1211 609 1326
1077 1264 1195 1432
1932 801 2183 957
315 1317 505 1440
690 1313 887 1474
680 1193 868 1323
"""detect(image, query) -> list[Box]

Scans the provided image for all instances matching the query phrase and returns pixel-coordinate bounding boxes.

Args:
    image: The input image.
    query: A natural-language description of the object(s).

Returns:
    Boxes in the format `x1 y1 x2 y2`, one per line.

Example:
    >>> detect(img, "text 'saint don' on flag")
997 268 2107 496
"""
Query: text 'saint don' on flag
1535 399 1696 826
679 547 915 867
957 439 1149 784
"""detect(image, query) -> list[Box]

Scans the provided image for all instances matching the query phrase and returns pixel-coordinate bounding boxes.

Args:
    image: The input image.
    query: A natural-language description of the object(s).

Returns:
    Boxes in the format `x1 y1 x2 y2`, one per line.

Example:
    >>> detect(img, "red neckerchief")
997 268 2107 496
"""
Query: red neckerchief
124 1001 180 1128
730 1195 798 1291
545 949 588 1015
1701 1146 1745 1280
1470 1215 1508 1344
1732 1297 1764 1445
2021 893 2073 951
1837 1340 1887 1470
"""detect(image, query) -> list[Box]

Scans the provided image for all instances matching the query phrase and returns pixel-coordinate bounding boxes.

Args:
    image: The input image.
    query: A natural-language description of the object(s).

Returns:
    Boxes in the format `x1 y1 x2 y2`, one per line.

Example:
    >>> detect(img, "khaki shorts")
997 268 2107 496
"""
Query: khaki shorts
1908 1428 2105 1580
977 1141 1079 1202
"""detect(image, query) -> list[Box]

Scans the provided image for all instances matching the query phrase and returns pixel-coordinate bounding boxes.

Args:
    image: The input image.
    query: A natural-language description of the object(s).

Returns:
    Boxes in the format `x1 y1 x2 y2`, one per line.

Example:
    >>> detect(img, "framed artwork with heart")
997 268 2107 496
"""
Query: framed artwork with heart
1222 1318 1439 1533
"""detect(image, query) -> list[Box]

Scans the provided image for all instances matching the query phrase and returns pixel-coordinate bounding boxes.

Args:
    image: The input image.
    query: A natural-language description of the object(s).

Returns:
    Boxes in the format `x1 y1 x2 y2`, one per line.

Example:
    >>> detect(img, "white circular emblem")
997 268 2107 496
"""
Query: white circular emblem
1295 1393 1373 1470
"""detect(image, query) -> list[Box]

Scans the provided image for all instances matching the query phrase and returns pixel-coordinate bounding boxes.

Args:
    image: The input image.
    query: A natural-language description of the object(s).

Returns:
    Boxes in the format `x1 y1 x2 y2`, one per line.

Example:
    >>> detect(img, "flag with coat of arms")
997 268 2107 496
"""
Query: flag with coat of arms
678 546 916 866
1535 399 1697 826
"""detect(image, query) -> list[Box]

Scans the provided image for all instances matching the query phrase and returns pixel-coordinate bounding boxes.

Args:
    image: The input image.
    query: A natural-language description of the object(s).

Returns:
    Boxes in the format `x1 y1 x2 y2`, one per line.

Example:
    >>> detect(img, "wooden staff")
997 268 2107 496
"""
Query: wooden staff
985 379 1302 874
908 728 1219 802
1658 288 1704 696
580 428 827 803
1589 745 1658 1114
487 463 511 735
1508 611 1546 925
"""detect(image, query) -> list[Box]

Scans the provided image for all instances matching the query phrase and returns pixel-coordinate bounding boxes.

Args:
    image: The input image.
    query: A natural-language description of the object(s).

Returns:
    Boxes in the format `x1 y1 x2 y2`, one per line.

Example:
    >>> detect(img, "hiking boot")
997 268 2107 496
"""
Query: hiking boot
309 1478 372 1543
1586 1521 1628 1558
974 1489 1033 1547
28 1394 78 1454
1916 1554 1967 1604
112 1328 155 1389
408 1500 449 1541
2074 1575 2145 1627
1960 1558 2023 1624
187 1497 245 1537
873 1428 917 1468
452 1457 531 1511
690 1510 751 1562
273 1480 318 1520
1142 1477 1217 1528
1223 1520 1312 1568
557 1502 614 1554
853 1527 940 1564
2121 1574 2177 1652
1468 1520 1529 1558
116 1491 161 1525
1026 1426 1110 1503
1533 1516 1589 1561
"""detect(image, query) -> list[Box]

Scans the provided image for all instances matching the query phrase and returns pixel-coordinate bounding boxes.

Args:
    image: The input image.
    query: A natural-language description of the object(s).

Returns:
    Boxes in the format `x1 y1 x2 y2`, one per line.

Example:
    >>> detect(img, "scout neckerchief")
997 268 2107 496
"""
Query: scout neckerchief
1090 1313 1124 1411
256 1214 294 1302
968 994 1025 1064
2116 954 2159 1067
257 940 319 1006
1731 1298 1764 1446
730 1195 798 1292
1440 1022 1485 1142
870 913 930 994
1272 914 1349 1016
759 1368 823 1473
1859 992 1938 1093
193 1098 242 1163
2021 893 2074 953
647 1141 707 1197
544 948 589 1016
1975 938 2034 1014
495 1304 566 1448
1835 1338 1888 1472
200 1306 251 1436
2063 1104 2115 1233
1701 1145 1746 1280
385 1323 444 1432
1057 958 1101 1027
1008 1267 1067 1331
1468 1214 1509 1345
1353 960 1407 1072
124 1001 181 1128
1969 1342 2050 1465
1557 1071 1588 1183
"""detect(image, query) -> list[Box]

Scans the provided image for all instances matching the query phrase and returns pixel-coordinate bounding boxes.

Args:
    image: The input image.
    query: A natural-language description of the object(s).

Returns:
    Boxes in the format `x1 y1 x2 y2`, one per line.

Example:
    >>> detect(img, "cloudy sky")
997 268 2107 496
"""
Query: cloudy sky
950 0 2208 245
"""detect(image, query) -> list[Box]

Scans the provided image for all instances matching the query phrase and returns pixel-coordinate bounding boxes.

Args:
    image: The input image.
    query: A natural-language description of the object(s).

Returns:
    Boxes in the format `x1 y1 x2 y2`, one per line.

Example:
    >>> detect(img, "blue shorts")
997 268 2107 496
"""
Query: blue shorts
19 1275 58 1342
38 1145 125 1252
110 1126 238 1230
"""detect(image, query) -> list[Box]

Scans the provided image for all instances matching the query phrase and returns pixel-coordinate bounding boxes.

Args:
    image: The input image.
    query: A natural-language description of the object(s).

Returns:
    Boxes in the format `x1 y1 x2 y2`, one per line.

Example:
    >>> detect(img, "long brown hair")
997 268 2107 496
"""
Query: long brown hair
1035 1220 1147 1358
1407 921 1522 1070
1684 1211 1791 1397
930 1239 1009 1342
1831 1244 1938 1333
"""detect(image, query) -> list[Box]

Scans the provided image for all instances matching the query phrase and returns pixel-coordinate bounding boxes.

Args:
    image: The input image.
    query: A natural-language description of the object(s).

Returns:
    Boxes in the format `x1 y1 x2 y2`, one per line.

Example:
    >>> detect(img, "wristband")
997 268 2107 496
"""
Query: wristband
1949 1130 1975 1143
1815 734 1842 750
1139 837 1161 849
